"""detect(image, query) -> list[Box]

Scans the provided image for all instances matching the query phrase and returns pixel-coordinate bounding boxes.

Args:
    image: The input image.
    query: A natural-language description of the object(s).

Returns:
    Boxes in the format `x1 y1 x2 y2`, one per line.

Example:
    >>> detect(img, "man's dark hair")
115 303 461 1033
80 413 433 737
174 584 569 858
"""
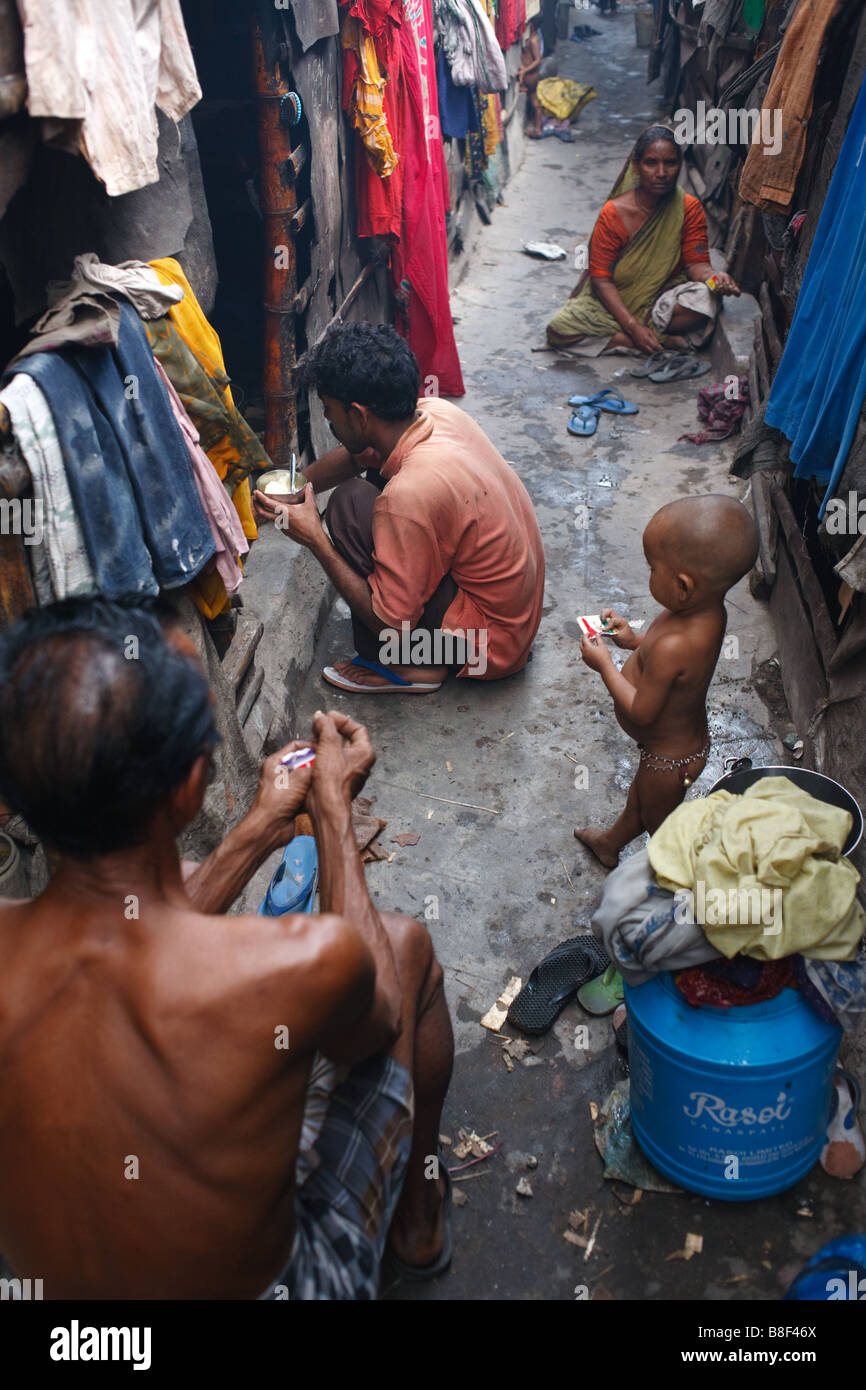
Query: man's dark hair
633 125 683 164
0 596 220 858
295 321 420 420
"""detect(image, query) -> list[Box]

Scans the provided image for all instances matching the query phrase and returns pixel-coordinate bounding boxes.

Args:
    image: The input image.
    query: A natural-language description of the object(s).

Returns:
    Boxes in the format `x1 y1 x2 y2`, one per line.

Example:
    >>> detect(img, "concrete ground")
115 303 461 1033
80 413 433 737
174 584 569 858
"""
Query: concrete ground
287 14 865 1300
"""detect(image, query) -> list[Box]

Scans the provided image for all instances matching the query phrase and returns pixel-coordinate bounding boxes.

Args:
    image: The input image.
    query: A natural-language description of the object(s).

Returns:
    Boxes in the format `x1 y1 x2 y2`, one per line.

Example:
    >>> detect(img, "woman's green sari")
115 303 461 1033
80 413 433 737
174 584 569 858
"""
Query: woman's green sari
547 159 688 347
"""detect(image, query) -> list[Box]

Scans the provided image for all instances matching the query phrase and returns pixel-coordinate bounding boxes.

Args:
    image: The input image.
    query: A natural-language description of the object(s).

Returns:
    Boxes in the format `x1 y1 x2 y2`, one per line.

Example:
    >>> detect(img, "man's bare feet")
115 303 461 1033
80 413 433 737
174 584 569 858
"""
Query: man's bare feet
574 825 620 870
386 1170 448 1271
324 659 446 691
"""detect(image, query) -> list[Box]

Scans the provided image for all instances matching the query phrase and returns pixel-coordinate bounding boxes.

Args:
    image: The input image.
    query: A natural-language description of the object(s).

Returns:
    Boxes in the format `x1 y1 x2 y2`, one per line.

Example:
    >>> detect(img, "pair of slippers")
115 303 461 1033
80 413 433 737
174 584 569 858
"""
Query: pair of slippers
629 350 711 383
323 656 442 695
567 388 639 437
507 934 622 1033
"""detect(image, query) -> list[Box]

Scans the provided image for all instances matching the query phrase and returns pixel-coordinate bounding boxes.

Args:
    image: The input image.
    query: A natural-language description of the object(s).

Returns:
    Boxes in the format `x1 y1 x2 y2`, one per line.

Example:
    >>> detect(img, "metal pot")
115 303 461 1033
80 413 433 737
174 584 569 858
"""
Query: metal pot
707 757 864 857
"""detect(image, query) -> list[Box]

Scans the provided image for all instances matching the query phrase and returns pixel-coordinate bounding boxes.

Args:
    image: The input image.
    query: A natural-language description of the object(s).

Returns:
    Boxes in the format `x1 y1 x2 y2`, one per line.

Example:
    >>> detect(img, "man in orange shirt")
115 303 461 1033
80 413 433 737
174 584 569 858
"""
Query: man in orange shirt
254 323 545 694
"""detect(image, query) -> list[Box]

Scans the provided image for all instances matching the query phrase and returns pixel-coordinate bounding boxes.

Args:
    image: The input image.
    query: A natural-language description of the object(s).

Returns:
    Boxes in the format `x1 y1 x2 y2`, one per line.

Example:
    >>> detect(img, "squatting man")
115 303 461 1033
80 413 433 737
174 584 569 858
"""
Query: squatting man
253 322 545 695
0 596 454 1298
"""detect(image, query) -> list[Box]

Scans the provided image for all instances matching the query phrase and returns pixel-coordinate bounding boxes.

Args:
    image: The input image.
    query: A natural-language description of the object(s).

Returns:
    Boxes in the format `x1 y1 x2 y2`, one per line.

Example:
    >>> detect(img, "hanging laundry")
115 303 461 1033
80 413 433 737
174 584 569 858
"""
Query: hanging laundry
0 373 95 600
737 0 838 215
15 0 202 197
436 44 479 139
14 288 120 358
144 314 271 507
436 0 507 91
393 0 464 397
342 13 399 178
70 254 184 320
149 258 260 543
8 304 215 597
494 0 526 49
763 70 866 515
344 0 404 239
152 360 248 600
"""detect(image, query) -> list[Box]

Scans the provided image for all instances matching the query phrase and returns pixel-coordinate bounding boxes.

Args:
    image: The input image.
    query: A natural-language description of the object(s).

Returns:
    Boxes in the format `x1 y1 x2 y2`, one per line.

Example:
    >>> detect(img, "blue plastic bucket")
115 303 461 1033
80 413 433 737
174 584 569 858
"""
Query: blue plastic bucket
625 973 841 1200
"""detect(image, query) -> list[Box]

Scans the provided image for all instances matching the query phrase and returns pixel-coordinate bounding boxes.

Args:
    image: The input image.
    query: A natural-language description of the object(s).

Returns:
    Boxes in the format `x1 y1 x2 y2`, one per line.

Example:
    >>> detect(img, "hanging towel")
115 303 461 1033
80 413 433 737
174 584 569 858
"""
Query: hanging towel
0 373 96 600
149 257 260 543
152 358 248 597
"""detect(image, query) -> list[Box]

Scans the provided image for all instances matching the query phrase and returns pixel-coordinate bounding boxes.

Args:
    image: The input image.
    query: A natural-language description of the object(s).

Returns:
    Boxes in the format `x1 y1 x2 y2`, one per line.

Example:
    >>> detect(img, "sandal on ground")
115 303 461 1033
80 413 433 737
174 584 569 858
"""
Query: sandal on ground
629 350 674 378
821 1067 865 1179
567 389 639 414
383 1147 454 1283
612 1002 629 1054
507 934 611 1034
567 404 601 436
577 963 624 1016
322 657 442 694
648 353 712 383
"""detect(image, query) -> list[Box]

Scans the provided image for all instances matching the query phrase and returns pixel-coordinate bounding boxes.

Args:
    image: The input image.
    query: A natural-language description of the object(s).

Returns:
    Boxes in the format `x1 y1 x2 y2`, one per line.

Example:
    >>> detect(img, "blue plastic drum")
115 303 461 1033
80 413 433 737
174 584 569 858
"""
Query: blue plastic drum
625 973 842 1200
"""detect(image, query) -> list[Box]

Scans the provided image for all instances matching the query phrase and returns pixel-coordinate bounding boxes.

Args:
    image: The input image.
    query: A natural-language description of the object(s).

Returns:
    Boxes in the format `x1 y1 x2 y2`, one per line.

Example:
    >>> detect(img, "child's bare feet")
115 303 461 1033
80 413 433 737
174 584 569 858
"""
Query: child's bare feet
574 826 620 869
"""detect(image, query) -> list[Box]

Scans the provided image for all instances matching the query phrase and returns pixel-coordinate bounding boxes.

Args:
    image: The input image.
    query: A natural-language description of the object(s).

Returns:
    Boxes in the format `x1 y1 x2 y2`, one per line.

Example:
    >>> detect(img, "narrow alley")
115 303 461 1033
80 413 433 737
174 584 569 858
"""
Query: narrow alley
289 15 866 1302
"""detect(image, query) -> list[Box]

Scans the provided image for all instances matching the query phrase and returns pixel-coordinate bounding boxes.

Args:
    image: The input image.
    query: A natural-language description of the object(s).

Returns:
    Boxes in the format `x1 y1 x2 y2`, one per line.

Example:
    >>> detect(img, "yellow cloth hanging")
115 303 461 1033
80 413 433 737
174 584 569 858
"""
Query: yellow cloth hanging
342 15 398 178
150 257 261 620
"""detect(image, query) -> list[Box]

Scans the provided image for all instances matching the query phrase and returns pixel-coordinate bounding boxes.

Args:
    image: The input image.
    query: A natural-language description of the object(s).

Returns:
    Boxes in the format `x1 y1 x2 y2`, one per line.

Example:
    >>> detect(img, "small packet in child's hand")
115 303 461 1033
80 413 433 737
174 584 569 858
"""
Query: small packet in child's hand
578 614 611 638
577 614 645 638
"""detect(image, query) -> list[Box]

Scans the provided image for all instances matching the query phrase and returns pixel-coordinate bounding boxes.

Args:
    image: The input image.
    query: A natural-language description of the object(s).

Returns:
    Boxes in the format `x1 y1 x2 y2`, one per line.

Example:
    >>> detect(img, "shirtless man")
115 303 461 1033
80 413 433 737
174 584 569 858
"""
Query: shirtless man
0 596 453 1299
574 496 758 869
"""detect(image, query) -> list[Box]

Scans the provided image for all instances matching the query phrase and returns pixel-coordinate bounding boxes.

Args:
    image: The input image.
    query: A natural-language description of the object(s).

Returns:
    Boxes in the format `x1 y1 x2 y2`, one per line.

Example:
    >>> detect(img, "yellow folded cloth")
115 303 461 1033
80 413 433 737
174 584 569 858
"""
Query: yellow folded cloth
648 776 864 962
536 79 596 123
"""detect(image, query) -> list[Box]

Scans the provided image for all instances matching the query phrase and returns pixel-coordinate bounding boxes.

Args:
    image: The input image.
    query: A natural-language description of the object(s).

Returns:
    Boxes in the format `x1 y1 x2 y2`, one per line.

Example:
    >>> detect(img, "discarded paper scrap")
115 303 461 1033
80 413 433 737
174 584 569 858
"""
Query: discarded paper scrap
481 975 522 1031
666 1232 704 1262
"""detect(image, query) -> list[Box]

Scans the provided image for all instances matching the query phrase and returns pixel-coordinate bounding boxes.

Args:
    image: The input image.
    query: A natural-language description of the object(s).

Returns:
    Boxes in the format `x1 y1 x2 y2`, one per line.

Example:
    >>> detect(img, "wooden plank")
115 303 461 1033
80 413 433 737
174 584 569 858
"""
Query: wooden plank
771 484 838 673
747 350 760 415
758 282 784 368
221 614 264 692
237 665 264 726
750 469 780 588
0 531 36 629
753 322 770 399
769 540 826 760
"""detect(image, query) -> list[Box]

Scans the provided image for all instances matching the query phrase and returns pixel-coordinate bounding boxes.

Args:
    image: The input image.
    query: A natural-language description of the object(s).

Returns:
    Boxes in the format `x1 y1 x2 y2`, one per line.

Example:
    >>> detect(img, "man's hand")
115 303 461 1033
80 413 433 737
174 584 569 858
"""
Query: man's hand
600 607 639 650
252 483 326 552
249 739 316 850
307 710 375 814
579 633 613 673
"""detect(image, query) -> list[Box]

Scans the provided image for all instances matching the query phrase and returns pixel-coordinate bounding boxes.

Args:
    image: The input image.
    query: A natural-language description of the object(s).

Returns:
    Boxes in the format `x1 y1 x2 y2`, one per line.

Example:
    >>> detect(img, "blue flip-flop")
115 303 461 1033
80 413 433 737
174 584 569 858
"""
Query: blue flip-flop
567 389 639 414
322 656 442 693
567 405 601 436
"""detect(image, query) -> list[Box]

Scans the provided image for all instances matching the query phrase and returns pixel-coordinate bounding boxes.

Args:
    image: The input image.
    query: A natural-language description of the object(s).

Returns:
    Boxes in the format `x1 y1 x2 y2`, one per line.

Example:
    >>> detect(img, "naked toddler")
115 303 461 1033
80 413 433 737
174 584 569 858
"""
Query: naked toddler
575 494 759 868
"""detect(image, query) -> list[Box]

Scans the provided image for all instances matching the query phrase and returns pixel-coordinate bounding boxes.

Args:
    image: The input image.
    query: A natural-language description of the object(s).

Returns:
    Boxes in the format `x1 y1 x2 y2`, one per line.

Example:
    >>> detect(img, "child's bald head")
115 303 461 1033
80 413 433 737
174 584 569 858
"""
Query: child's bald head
644 495 758 597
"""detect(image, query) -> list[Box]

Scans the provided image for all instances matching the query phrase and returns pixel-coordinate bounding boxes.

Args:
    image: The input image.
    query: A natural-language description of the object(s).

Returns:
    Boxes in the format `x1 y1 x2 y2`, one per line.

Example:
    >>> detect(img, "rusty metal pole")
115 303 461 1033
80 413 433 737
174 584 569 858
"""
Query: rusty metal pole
252 7 298 469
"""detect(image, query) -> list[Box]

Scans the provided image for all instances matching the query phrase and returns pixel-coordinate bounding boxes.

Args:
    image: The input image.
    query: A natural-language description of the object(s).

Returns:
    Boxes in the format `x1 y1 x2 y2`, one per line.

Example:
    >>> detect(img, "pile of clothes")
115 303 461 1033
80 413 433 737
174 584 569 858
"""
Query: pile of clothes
592 776 866 1030
0 255 264 621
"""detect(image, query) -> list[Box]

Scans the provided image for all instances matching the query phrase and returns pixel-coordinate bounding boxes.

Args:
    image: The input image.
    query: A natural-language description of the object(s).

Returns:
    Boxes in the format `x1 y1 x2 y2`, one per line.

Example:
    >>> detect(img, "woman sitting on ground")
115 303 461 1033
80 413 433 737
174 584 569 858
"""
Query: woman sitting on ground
546 125 740 356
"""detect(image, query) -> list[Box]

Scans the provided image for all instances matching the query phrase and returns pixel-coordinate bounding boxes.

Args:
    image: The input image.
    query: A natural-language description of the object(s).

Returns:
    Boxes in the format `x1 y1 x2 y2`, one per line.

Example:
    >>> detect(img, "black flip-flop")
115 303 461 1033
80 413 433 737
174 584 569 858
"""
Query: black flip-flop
507 934 610 1035
384 1147 454 1284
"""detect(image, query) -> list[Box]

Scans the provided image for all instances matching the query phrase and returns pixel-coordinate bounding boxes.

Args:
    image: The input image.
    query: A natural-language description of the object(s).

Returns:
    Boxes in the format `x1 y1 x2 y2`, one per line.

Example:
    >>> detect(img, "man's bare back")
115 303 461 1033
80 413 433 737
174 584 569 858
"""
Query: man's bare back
0 889 368 1298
